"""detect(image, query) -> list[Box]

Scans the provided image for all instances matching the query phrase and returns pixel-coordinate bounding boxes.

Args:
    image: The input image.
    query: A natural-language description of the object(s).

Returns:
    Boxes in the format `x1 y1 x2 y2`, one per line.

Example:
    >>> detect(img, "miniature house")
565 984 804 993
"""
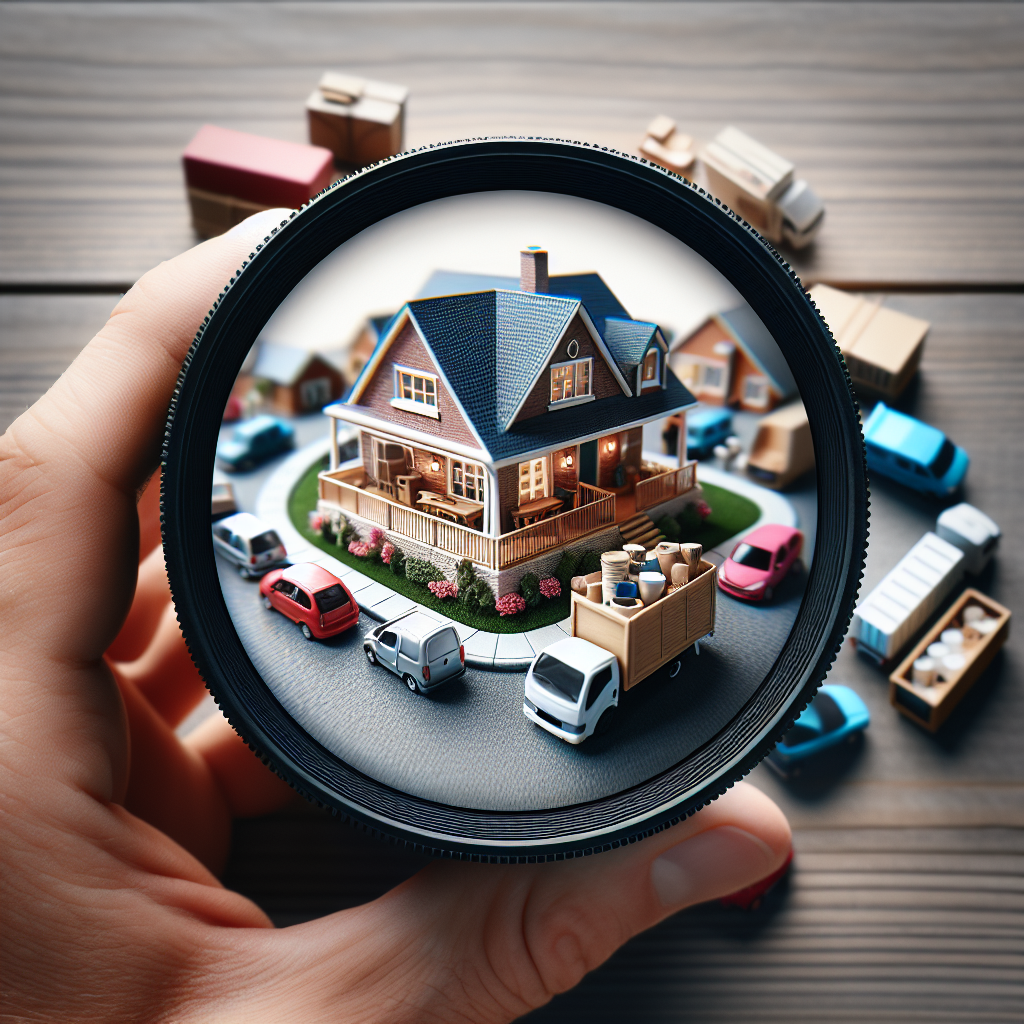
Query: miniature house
669 305 797 412
318 249 700 594
250 342 345 416
345 312 396 385
810 284 930 400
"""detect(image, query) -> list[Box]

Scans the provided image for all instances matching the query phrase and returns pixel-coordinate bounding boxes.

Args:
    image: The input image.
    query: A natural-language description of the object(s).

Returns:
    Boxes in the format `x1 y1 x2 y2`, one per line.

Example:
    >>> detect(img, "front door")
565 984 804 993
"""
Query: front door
579 439 598 486
518 457 548 501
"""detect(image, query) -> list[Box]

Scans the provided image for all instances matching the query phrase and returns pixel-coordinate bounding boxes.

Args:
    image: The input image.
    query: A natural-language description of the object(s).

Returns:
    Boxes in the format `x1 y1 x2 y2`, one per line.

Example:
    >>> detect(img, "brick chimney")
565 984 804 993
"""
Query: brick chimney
520 247 549 293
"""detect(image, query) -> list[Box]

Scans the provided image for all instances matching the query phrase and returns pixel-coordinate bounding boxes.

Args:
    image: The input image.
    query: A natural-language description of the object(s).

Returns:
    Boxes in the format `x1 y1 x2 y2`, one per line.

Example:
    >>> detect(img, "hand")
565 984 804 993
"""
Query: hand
0 211 791 1023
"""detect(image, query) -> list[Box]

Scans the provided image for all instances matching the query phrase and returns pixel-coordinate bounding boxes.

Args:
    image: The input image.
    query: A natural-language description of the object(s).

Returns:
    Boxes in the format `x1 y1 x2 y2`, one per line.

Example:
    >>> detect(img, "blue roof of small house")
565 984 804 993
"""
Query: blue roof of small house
717 304 797 398
389 289 694 462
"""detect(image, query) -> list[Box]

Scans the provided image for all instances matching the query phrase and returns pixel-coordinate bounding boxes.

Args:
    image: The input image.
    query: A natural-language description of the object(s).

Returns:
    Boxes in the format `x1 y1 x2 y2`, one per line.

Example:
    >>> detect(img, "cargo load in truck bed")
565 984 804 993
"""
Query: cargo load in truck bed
570 559 718 690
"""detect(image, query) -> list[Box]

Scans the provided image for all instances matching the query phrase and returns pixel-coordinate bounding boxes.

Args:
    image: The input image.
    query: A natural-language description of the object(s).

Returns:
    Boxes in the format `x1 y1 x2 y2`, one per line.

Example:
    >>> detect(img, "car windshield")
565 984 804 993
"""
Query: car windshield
533 653 586 703
930 439 956 477
731 543 772 571
314 584 349 613
813 693 846 734
249 530 282 554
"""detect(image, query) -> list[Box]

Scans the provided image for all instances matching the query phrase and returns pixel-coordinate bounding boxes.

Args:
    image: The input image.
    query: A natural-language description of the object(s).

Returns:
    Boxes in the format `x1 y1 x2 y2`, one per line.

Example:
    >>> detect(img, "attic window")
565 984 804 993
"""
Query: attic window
550 358 592 405
391 366 439 418
641 348 660 388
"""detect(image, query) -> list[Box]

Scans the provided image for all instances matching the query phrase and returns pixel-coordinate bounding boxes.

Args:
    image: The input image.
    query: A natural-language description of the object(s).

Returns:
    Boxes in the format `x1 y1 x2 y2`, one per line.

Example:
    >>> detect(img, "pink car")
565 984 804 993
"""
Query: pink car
718 524 804 602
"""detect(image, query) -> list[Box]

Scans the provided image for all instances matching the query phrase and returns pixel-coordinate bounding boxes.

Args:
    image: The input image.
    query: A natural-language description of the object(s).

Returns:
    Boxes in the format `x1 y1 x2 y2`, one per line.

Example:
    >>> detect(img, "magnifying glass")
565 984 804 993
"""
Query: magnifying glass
162 139 867 860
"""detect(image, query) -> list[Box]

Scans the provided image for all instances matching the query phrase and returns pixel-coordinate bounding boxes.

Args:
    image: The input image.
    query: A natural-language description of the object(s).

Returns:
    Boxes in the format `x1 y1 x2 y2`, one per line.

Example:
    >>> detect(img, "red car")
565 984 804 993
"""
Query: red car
718 524 804 602
259 562 358 640
719 848 794 910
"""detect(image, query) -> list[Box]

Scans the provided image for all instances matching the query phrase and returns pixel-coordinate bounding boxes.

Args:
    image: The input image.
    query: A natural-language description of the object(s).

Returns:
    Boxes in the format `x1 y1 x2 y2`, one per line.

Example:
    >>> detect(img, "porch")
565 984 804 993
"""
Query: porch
317 460 695 571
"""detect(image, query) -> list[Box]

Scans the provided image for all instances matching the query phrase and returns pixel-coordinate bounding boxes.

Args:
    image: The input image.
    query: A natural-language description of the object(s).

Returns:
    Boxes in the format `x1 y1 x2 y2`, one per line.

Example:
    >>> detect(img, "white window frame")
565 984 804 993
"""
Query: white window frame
449 458 486 504
518 457 548 501
548 357 594 409
676 355 730 398
391 365 440 419
742 374 771 409
639 347 661 390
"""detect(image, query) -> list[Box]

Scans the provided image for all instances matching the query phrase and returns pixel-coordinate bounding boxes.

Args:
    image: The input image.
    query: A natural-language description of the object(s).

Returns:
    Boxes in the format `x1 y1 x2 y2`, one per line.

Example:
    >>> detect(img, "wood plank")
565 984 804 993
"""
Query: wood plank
1 3 1022 287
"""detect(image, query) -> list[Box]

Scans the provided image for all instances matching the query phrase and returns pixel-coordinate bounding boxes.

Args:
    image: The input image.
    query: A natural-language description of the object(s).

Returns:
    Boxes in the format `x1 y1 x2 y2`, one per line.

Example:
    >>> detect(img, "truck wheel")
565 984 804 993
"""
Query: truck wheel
595 707 617 737
404 673 421 695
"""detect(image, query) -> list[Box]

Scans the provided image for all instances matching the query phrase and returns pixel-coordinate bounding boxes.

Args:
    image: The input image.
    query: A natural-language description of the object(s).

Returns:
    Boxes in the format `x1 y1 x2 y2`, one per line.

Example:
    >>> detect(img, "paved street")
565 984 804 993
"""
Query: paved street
218 551 805 812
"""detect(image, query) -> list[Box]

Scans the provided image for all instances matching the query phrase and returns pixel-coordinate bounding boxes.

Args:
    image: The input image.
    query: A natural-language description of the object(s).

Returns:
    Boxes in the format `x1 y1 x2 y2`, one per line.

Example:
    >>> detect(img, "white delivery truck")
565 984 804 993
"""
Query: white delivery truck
523 558 717 743
851 532 965 665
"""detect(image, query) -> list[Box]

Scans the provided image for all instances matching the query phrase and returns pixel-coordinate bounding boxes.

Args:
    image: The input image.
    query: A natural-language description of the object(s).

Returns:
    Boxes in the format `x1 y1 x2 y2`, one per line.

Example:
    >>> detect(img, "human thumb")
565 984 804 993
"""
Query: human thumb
182 782 790 1023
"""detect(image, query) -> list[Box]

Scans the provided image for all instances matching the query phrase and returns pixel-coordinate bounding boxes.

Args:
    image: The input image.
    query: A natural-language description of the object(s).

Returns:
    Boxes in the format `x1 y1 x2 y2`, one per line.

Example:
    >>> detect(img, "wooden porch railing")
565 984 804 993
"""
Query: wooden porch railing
497 488 616 568
634 461 697 512
318 469 617 570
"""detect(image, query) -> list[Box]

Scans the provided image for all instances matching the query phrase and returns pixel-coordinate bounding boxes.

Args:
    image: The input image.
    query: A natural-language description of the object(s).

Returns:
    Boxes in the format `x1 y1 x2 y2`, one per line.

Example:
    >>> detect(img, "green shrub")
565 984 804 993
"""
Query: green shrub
465 578 496 616
657 515 681 543
405 557 446 585
677 502 703 536
388 545 406 577
519 572 541 609
554 549 580 586
335 514 356 548
455 558 477 601
577 550 602 576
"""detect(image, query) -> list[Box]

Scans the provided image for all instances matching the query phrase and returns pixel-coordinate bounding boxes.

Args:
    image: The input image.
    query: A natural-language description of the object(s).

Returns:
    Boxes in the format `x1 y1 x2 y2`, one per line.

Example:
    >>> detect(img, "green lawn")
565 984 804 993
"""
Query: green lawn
287 462 761 633
287 458 570 633
686 481 761 551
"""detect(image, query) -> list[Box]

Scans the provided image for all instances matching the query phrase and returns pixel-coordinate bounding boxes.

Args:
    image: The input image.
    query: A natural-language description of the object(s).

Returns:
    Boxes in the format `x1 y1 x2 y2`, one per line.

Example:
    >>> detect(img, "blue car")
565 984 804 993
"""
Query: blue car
216 415 295 472
863 402 968 496
686 406 734 459
767 684 870 777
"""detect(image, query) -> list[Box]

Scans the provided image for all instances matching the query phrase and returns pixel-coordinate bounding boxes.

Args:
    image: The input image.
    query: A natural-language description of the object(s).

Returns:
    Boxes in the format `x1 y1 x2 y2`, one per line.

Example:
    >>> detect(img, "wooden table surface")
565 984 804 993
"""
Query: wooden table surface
2 4 1021 1021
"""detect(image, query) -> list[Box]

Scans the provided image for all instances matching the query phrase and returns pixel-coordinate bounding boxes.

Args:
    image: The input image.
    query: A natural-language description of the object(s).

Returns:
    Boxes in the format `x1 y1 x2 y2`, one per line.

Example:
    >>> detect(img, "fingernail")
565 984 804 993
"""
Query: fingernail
225 208 295 241
650 826 777 908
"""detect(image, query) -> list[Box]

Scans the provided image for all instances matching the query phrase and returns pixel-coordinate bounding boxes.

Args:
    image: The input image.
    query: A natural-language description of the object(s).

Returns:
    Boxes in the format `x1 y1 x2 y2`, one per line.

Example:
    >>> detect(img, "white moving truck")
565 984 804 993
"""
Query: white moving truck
851 532 965 664
523 558 717 743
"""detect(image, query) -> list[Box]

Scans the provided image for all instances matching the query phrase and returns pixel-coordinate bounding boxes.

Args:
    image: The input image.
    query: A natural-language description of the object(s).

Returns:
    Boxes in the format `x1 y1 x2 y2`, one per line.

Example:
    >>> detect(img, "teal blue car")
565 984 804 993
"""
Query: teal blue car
863 402 968 496
767 684 870 778
216 415 295 472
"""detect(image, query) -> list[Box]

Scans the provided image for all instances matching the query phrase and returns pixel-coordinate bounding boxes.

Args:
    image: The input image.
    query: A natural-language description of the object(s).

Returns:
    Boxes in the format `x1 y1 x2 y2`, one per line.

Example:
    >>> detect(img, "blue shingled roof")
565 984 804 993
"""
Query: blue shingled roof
603 317 659 375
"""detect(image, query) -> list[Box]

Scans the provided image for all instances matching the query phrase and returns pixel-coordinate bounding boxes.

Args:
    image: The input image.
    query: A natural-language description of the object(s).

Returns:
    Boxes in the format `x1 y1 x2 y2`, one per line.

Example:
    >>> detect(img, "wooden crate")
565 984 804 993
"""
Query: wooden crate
889 588 1010 733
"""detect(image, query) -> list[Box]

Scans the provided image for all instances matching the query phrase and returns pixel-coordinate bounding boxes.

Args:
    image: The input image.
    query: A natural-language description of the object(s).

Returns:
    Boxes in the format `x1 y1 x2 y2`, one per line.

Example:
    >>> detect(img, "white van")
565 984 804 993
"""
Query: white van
212 512 288 578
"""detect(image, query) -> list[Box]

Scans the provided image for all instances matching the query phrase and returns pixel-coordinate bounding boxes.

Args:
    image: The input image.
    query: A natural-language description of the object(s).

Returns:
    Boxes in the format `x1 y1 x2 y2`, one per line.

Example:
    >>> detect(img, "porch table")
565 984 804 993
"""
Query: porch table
511 494 565 528
414 490 483 530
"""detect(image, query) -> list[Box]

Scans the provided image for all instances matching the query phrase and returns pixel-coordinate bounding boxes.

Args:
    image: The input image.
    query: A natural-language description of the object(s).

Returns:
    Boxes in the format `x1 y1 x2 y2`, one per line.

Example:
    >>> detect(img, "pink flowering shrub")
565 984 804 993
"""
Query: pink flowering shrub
347 539 370 558
308 511 323 532
380 541 395 565
538 577 561 599
496 593 527 617
427 580 458 601
367 526 386 550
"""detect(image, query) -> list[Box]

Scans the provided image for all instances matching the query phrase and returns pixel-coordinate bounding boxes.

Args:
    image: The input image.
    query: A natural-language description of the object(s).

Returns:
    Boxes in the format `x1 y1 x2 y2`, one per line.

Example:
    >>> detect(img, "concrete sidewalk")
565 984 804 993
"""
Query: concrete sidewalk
253 439 797 671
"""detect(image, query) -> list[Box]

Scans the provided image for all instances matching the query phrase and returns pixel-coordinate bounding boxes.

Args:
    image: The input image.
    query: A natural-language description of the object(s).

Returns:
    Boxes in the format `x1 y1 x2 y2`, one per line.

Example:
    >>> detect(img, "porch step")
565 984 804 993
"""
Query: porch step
619 513 665 551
